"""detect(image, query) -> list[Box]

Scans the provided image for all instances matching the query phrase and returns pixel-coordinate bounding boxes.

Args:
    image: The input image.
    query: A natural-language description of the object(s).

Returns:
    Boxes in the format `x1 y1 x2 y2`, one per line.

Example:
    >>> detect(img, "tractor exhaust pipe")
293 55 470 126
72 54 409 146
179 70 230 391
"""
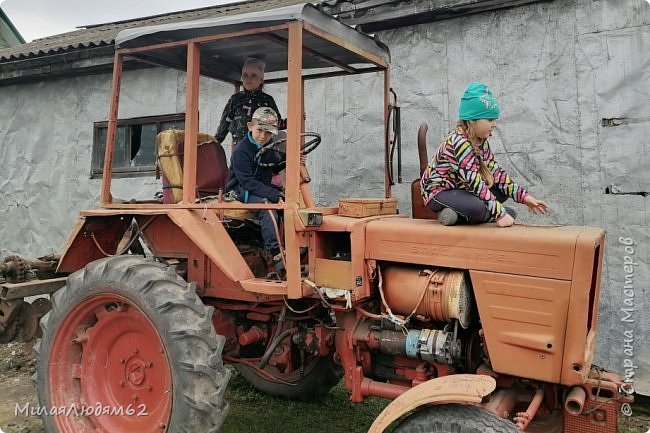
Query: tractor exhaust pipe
564 386 587 415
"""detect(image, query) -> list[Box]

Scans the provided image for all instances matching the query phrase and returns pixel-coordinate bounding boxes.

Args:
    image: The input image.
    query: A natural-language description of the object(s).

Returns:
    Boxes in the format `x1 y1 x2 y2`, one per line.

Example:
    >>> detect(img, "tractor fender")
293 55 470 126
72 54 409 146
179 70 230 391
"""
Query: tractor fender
58 209 254 282
367 374 496 433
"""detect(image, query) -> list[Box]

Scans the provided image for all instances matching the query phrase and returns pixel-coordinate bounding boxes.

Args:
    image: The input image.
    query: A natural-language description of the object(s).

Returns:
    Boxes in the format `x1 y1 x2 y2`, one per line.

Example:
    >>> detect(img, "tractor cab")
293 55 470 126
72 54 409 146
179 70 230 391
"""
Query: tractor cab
58 3 393 296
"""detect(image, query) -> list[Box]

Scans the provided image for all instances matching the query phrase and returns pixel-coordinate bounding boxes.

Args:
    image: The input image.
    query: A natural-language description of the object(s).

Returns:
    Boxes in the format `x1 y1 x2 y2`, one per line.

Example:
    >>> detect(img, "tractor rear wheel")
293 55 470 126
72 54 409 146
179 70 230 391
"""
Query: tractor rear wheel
394 404 519 433
235 355 341 400
34 256 230 433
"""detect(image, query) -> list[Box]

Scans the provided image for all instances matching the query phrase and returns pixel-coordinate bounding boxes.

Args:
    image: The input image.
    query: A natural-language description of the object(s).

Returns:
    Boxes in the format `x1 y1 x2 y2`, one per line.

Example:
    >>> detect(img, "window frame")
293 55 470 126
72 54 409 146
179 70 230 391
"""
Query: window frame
91 113 185 179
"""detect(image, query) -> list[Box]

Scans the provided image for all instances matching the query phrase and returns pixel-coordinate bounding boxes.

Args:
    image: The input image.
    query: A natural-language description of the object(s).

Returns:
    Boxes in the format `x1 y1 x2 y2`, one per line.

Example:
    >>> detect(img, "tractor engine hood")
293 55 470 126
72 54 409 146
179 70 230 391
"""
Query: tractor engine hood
364 218 603 280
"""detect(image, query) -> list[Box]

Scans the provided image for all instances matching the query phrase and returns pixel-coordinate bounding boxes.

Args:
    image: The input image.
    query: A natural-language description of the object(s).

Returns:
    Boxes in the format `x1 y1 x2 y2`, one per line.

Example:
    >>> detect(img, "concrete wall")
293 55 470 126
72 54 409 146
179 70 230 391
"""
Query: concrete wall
0 0 647 392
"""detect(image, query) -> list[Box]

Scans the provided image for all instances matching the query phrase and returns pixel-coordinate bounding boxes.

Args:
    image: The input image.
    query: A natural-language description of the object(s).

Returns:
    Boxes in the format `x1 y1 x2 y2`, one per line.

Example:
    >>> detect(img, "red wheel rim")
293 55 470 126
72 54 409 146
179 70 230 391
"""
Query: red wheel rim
48 293 172 433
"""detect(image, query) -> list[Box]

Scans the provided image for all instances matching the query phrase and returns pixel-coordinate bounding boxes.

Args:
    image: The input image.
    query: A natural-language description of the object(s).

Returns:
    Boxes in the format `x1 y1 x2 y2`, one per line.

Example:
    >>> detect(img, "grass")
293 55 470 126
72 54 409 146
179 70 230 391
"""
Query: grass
619 395 650 433
221 369 650 433
620 419 650 433
221 370 388 433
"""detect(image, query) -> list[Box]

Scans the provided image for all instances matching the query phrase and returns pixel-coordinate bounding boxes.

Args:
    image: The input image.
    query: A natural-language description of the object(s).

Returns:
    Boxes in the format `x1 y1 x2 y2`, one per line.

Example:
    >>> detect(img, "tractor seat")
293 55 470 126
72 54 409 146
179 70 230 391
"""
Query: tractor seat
157 129 228 204
157 129 256 220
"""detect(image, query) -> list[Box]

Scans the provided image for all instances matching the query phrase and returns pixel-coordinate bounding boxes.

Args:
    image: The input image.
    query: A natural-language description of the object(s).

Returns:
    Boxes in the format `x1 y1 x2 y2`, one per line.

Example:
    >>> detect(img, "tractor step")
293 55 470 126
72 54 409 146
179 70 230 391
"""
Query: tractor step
240 278 288 295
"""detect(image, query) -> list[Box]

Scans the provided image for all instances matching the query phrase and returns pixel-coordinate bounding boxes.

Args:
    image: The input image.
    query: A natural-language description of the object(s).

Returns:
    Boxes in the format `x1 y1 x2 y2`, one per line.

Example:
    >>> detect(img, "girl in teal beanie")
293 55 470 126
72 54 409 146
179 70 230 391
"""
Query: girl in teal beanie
420 82 548 227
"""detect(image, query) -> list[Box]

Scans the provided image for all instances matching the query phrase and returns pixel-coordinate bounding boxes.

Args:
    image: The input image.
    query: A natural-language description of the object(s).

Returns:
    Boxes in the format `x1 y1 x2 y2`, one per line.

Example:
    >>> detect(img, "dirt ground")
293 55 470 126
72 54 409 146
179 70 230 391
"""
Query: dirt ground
620 398 650 433
0 342 648 433
0 342 43 433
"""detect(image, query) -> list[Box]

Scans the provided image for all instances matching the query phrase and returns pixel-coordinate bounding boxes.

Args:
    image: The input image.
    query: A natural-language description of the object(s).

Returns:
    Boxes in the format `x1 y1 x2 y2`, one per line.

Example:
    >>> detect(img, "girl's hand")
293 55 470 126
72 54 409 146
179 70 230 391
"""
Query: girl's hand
496 213 515 227
523 195 549 214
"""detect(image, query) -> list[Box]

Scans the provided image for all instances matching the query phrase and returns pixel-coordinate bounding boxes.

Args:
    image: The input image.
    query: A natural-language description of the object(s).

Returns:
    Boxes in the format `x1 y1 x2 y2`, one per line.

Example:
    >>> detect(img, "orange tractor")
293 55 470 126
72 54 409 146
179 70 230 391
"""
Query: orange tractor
28 4 631 433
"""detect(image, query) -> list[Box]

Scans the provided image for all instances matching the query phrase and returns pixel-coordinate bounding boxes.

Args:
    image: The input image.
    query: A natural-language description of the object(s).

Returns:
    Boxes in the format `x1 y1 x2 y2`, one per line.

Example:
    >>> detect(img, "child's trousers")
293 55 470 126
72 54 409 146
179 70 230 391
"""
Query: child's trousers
426 186 509 224
246 193 281 255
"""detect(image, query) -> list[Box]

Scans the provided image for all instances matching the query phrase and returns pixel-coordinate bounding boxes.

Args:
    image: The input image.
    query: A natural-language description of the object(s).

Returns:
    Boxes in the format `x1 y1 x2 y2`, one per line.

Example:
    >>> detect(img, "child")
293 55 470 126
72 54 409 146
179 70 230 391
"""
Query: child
226 107 286 277
420 82 548 227
214 57 286 146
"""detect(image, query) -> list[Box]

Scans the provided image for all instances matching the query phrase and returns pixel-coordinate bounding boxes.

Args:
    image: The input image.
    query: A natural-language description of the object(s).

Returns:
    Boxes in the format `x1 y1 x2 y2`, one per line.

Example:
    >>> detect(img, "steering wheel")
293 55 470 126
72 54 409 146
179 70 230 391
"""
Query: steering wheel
255 132 321 168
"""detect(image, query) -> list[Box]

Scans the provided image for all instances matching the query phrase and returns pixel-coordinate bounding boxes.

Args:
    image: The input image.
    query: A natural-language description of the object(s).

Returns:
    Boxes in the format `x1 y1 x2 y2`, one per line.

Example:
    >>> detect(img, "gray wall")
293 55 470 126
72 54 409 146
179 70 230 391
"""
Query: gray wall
0 0 647 392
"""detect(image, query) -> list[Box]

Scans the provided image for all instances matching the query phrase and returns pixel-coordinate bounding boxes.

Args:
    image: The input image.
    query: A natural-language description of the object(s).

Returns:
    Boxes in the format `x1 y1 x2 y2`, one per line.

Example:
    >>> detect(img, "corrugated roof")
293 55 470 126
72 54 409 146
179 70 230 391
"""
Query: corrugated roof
0 0 302 62
1 0 539 63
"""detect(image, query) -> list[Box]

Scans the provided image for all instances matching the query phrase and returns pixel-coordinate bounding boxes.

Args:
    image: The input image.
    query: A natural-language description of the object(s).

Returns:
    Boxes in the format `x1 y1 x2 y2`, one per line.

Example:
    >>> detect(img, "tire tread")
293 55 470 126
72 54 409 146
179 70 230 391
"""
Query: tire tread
35 256 230 433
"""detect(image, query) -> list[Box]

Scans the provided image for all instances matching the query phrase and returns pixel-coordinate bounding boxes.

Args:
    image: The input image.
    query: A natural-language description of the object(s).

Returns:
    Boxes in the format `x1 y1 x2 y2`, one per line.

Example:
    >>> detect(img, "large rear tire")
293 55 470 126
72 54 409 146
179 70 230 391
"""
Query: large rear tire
34 256 230 433
394 404 519 433
235 355 341 400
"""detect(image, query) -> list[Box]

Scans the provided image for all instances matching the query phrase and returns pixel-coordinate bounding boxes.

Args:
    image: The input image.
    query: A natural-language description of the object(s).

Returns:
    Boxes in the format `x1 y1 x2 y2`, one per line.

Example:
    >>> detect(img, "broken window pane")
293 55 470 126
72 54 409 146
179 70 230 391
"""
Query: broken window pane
91 113 185 178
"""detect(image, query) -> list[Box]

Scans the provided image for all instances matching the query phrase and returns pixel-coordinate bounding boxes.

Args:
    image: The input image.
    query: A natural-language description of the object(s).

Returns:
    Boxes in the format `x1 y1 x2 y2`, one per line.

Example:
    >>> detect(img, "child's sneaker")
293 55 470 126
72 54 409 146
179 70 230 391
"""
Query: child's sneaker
438 208 459 226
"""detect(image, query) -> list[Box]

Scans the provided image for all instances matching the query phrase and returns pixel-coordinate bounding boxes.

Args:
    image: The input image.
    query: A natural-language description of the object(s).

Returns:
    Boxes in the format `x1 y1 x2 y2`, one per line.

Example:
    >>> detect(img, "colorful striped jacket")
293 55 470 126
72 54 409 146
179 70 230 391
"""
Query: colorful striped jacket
420 126 529 221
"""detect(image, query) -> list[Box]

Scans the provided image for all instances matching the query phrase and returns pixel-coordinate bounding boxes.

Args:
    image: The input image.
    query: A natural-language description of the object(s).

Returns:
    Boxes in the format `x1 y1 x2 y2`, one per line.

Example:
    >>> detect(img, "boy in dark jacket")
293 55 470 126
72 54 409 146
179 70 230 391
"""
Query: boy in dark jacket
227 107 286 277
215 57 285 146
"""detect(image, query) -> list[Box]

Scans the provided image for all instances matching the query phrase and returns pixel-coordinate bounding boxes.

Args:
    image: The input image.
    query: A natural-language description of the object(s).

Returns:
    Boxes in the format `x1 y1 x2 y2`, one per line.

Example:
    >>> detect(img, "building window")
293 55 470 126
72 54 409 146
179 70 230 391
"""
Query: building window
91 113 185 178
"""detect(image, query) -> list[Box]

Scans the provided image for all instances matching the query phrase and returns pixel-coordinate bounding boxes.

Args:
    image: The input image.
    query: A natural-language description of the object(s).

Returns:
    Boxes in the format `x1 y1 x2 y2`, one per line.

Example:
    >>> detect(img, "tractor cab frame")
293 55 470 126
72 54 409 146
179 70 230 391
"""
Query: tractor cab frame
58 3 393 299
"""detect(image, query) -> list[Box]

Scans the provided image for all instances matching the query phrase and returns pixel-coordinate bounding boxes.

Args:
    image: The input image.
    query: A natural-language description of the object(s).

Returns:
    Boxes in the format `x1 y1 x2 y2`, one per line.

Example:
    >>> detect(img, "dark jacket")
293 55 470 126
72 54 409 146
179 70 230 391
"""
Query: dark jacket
227 133 285 203
215 89 285 144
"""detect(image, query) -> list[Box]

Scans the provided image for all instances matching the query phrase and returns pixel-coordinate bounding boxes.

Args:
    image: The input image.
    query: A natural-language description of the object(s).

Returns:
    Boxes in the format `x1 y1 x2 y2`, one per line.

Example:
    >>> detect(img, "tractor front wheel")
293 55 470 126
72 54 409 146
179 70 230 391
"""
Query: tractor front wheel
34 256 230 433
393 404 519 433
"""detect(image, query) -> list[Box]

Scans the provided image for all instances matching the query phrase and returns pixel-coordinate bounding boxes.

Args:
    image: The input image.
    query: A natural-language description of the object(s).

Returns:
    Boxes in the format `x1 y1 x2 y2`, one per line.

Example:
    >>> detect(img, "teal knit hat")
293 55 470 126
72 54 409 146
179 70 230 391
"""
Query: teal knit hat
458 82 500 120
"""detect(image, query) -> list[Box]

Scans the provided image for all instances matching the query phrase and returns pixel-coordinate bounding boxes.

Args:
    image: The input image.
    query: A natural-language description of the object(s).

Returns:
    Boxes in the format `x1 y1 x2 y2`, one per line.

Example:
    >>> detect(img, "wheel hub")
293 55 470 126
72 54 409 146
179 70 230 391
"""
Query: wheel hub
126 359 147 387
49 294 172 433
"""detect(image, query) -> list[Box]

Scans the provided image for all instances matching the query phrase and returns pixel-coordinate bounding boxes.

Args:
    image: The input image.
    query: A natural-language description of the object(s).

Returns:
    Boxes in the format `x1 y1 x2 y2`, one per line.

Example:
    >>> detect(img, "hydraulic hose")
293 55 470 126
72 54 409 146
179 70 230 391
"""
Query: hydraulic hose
259 328 295 368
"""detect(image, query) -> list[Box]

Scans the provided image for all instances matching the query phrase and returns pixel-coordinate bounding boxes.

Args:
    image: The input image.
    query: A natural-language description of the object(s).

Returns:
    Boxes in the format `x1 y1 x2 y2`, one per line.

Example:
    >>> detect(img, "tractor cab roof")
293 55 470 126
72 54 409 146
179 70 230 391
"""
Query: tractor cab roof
114 3 390 84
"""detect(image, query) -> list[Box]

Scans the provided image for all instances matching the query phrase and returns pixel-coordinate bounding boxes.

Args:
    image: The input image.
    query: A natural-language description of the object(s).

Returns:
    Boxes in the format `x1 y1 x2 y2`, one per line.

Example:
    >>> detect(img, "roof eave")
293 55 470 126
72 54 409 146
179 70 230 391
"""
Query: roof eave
0 46 118 85
322 0 551 31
